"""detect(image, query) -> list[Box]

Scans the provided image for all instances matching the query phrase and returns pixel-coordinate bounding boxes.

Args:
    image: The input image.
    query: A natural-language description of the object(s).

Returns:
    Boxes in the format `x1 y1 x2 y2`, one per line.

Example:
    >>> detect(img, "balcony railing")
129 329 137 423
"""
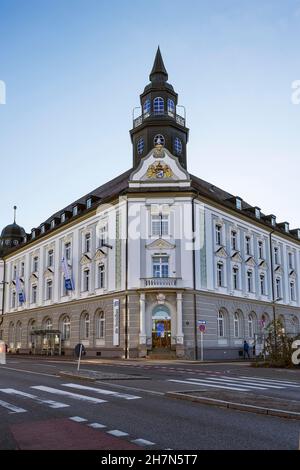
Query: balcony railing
143 277 178 288
133 111 186 129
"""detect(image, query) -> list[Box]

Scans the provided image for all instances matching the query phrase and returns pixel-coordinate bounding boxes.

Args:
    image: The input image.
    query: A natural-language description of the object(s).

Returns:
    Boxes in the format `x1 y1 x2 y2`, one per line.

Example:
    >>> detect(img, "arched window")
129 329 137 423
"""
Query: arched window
234 313 240 338
291 316 299 335
62 316 70 340
174 137 182 155
153 97 164 114
167 98 175 116
218 311 225 337
28 320 36 347
248 314 253 338
96 311 105 339
137 137 144 155
84 313 90 339
143 99 151 116
8 322 14 347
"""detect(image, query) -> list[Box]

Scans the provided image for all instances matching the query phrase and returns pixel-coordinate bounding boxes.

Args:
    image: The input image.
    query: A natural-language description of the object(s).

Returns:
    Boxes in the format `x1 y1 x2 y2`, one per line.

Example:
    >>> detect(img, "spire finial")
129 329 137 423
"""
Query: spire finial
13 205 17 224
150 46 168 83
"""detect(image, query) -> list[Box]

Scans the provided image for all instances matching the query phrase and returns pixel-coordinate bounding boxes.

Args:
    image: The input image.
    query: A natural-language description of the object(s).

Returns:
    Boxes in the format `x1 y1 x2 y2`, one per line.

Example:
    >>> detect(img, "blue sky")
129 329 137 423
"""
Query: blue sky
0 0 300 231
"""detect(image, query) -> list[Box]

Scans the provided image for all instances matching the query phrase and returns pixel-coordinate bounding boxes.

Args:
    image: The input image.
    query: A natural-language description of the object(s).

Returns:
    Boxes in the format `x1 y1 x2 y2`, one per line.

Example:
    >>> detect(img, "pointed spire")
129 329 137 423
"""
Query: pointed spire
150 46 168 83
13 205 17 224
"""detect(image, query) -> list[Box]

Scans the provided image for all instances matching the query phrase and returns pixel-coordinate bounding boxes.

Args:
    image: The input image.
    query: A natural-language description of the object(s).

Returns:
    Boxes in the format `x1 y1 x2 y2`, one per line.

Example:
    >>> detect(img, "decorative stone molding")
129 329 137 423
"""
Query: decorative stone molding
80 254 92 265
215 246 228 258
146 238 175 250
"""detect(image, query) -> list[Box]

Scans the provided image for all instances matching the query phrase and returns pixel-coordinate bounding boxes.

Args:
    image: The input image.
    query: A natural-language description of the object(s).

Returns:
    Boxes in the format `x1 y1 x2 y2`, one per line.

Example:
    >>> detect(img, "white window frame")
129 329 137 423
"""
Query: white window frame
232 266 239 290
62 317 71 340
31 284 38 304
234 312 240 338
83 269 90 292
245 236 251 256
217 262 224 287
218 312 225 337
48 249 54 268
151 213 169 237
46 279 53 301
231 230 238 251
247 270 253 293
96 311 105 339
84 233 91 253
152 256 169 278
216 224 222 246
98 263 105 289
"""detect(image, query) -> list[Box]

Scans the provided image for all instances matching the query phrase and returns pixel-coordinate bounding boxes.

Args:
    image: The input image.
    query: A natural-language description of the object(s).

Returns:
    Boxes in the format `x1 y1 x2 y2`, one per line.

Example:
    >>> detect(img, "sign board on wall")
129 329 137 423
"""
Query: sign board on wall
113 299 120 346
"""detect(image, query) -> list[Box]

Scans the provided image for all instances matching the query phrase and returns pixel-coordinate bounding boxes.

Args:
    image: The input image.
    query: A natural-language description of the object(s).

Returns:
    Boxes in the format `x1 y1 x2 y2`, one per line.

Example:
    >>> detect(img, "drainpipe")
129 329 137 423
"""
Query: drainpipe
124 197 129 359
268 230 277 354
0 259 6 329
192 193 199 360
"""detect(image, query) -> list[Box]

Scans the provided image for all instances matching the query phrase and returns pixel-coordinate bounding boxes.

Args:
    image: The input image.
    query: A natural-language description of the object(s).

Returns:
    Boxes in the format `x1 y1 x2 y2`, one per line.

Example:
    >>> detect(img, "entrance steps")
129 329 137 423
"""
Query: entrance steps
147 350 176 360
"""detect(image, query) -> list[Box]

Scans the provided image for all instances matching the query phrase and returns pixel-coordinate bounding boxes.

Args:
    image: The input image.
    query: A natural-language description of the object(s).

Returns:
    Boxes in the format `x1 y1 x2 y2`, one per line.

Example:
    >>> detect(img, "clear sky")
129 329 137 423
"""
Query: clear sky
0 0 300 232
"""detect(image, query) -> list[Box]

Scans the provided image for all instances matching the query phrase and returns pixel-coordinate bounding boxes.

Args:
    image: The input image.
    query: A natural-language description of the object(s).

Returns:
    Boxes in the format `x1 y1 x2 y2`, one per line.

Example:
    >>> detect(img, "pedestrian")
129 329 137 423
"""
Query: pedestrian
252 341 256 357
243 340 250 359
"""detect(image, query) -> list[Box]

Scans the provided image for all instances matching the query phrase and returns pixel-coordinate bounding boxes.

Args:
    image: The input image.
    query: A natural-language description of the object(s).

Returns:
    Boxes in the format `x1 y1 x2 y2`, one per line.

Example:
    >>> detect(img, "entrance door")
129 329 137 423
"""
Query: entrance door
152 305 171 351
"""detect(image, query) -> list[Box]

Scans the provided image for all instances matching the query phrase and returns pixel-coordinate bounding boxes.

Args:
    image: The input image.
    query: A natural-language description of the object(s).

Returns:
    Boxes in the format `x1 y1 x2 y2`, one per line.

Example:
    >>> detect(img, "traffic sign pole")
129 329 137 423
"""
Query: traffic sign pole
200 332 204 362
77 344 83 372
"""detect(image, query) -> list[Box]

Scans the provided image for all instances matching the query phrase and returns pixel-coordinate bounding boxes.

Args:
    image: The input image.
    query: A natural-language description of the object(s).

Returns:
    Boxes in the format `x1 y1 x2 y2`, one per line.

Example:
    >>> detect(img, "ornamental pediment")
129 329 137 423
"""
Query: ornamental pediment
80 254 92 265
44 268 54 277
245 256 256 267
231 251 242 262
259 260 268 269
275 265 283 274
289 270 297 279
215 246 228 258
146 239 176 250
29 273 38 282
94 248 107 260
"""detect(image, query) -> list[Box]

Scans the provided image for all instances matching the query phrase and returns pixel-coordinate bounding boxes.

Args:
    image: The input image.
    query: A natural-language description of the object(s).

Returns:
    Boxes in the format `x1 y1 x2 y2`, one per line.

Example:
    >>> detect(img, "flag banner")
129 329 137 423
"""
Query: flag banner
15 277 26 304
61 257 74 291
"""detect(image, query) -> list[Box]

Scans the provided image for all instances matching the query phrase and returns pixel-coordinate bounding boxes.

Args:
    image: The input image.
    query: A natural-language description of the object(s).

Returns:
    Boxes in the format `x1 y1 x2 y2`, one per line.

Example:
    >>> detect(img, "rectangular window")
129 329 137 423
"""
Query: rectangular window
258 241 264 259
86 198 92 209
260 274 265 296
245 236 251 255
276 278 281 299
32 285 37 304
46 280 53 300
12 291 16 308
13 265 17 280
48 250 54 267
152 256 169 278
65 243 71 261
98 264 105 289
217 262 223 287
274 247 279 265
232 267 239 290
216 225 222 245
247 271 253 293
288 253 293 269
231 231 237 251
73 206 78 216
83 269 90 291
33 256 39 273
151 214 169 237
290 282 295 301
20 262 25 277
99 224 108 247
84 233 91 253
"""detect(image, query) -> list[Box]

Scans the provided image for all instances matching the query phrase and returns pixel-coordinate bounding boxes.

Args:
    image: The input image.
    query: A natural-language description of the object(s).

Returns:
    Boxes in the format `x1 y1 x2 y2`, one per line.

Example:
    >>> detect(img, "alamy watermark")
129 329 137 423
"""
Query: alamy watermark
292 340 300 365
0 80 6 105
291 80 300 104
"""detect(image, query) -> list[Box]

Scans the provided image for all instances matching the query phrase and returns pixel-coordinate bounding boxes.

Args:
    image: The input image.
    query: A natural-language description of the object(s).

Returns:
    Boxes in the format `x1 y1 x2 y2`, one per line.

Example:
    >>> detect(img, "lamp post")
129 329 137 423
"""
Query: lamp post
0 260 8 332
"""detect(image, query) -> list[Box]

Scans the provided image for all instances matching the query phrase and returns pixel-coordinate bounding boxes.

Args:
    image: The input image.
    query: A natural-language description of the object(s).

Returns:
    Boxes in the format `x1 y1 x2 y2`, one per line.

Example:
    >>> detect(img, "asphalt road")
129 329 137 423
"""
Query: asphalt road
0 357 299 450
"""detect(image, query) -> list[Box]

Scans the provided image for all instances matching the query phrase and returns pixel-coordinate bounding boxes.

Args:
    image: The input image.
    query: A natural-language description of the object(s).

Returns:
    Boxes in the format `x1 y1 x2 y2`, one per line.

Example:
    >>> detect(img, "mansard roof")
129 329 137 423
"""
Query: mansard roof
3 166 300 257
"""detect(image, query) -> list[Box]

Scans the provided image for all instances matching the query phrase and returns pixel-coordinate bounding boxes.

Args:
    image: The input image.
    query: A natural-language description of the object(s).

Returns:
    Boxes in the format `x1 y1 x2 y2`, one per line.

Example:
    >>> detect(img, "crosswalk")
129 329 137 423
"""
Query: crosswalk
168 375 300 392
0 382 141 414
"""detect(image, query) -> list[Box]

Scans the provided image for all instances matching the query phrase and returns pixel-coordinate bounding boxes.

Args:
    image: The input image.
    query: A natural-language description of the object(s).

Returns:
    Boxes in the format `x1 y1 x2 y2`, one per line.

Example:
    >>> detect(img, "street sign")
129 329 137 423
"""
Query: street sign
197 320 206 325
75 343 85 358
199 324 206 333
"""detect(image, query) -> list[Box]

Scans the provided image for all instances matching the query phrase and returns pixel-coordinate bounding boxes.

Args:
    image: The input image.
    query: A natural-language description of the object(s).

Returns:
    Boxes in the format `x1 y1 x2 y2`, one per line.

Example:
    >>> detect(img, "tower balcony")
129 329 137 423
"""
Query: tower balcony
133 111 186 129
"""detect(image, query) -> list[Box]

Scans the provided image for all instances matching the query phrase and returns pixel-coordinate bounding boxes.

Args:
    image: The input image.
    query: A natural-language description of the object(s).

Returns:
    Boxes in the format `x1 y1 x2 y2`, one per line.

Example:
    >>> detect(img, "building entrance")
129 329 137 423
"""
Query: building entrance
152 305 171 351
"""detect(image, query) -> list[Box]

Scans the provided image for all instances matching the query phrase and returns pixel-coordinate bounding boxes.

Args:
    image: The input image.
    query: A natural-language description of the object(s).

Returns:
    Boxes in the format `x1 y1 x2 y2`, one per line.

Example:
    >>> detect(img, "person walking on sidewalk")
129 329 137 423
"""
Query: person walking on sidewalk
243 340 250 359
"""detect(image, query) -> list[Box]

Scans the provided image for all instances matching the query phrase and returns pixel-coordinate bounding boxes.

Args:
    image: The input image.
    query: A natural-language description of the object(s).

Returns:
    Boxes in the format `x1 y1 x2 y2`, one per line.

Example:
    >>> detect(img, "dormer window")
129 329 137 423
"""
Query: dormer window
31 229 36 239
41 225 45 234
153 97 164 115
86 198 92 209
271 216 276 226
255 207 261 219
236 198 242 210
167 98 175 116
284 222 289 233
50 220 56 229
61 213 66 223
73 206 78 216
297 229 300 239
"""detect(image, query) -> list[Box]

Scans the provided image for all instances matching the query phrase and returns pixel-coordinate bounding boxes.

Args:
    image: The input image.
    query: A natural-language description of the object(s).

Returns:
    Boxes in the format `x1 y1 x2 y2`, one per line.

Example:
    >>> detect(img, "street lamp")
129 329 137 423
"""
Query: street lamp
0 279 9 331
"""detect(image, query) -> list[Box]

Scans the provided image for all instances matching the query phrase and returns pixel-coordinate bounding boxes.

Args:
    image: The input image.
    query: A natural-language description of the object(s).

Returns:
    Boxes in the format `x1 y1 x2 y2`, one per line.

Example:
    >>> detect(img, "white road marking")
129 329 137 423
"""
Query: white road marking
240 376 300 387
108 430 129 437
0 388 69 408
217 377 284 389
31 386 107 404
0 399 27 414
187 378 268 390
61 383 141 400
88 423 106 429
69 416 88 422
168 379 249 392
131 438 155 446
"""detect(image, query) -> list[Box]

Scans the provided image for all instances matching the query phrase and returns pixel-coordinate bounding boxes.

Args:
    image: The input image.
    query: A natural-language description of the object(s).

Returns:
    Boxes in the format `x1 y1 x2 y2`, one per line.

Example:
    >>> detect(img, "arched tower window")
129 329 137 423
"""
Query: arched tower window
143 99 151 116
153 97 164 115
137 137 144 155
174 137 182 154
167 98 175 116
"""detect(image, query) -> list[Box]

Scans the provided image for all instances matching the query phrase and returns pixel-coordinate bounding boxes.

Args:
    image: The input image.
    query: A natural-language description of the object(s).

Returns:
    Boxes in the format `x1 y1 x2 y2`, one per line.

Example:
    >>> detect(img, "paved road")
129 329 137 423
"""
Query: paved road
0 357 299 450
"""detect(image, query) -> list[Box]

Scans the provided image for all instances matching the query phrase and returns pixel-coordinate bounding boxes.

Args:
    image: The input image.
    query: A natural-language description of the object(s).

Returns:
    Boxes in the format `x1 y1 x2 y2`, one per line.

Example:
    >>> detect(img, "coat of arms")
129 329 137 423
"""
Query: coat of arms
146 162 173 179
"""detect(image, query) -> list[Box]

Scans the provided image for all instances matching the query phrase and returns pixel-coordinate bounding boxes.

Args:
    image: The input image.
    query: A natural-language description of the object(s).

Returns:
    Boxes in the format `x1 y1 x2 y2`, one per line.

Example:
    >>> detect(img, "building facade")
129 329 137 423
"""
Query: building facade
1 48 300 359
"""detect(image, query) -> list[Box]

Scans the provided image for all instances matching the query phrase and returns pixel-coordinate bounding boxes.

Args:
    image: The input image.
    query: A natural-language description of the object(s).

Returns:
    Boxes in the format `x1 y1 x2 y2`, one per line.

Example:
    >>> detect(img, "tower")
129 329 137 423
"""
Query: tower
130 47 189 169
0 206 26 258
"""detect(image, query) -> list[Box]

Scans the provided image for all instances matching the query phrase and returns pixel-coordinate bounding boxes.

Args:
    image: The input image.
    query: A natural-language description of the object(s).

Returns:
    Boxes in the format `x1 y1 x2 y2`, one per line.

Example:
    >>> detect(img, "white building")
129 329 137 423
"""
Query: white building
0 49 299 359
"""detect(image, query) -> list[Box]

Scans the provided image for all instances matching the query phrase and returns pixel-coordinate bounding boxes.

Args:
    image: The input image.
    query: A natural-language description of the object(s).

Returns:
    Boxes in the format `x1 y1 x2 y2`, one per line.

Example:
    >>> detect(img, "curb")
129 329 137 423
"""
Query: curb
166 391 300 420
